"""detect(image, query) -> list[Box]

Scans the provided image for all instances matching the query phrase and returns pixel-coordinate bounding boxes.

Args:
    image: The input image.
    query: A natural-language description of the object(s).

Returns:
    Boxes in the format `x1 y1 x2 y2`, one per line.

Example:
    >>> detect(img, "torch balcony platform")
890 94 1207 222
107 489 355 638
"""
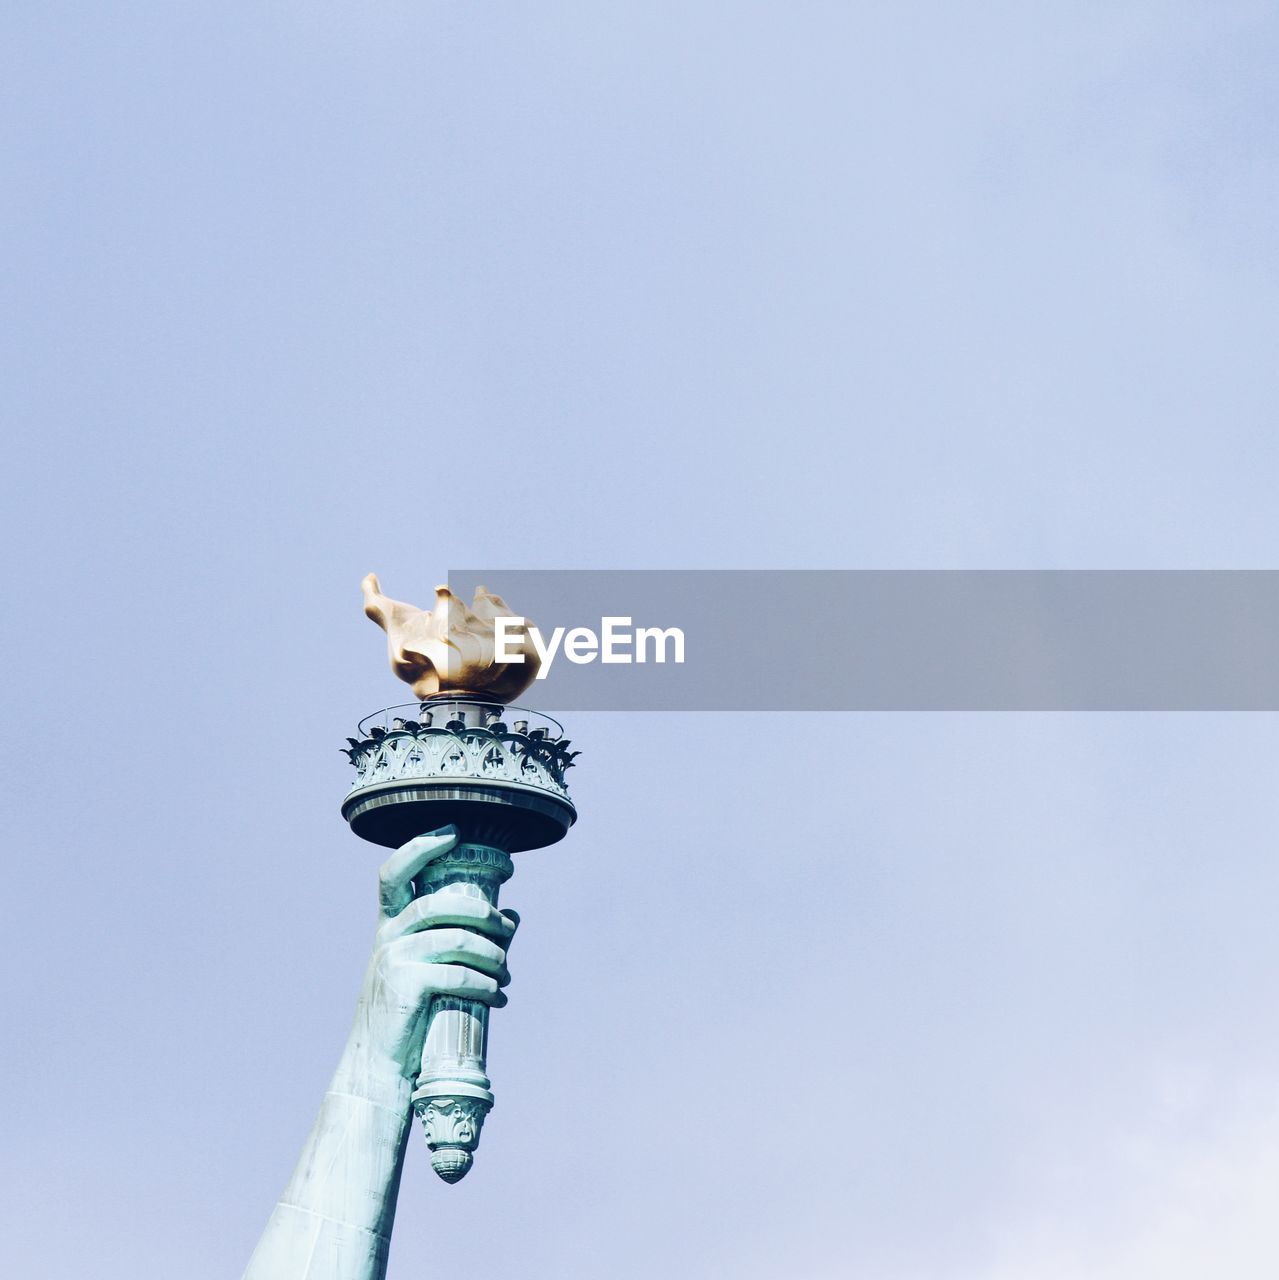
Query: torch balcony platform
340 698 578 852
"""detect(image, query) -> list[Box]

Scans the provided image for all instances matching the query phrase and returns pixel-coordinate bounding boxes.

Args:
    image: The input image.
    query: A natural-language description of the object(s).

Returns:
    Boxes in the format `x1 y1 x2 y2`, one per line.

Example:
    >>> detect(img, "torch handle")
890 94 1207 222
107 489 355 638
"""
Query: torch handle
410 842 514 1184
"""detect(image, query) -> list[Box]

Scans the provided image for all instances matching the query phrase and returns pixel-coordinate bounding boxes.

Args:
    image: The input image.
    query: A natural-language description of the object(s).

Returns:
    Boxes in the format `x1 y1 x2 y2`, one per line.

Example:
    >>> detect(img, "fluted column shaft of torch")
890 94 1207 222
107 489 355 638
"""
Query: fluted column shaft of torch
409 842 513 1183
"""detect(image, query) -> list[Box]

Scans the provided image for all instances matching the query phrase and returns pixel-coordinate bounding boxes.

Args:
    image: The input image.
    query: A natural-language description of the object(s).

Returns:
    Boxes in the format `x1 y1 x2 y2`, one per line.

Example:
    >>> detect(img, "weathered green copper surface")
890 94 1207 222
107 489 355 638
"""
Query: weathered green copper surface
242 828 519 1280
341 700 577 852
408 841 513 1182
339 697 575 1185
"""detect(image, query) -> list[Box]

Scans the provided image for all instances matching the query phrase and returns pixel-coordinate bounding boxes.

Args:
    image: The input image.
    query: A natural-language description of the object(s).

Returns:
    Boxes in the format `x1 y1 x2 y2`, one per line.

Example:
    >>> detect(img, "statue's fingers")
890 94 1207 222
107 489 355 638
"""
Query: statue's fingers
378 827 458 917
378 889 516 944
409 962 508 1007
390 928 508 979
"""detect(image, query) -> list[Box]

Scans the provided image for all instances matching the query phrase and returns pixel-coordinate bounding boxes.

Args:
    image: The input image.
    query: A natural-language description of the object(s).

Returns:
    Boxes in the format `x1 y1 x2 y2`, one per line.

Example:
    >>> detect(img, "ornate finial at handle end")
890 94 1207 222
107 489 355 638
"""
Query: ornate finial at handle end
413 1094 492 1184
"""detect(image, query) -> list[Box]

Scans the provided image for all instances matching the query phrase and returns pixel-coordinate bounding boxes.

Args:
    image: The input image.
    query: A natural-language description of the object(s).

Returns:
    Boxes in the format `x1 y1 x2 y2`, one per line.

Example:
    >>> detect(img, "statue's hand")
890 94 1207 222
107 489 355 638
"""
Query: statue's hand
344 826 518 1082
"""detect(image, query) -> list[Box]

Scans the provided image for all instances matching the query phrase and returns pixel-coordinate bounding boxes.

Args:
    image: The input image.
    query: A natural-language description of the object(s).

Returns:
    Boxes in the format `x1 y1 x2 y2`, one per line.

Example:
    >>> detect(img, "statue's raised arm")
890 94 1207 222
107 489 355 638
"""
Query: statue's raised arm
242 827 518 1280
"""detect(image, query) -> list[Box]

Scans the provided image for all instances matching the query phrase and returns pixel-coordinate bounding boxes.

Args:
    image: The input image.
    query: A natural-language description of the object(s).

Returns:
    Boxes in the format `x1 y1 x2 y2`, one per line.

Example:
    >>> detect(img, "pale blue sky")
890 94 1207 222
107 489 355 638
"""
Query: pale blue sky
5 4 1279 1277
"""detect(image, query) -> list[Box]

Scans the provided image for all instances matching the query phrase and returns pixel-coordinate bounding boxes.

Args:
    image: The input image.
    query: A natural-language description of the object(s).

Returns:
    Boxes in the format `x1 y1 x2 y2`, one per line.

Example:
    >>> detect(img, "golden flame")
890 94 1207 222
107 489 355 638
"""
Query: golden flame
361 573 541 703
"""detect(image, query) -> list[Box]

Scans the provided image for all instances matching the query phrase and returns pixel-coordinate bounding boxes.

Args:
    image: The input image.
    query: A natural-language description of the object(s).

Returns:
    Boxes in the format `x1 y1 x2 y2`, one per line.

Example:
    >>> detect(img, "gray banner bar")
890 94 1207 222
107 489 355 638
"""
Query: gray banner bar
447 570 1279 710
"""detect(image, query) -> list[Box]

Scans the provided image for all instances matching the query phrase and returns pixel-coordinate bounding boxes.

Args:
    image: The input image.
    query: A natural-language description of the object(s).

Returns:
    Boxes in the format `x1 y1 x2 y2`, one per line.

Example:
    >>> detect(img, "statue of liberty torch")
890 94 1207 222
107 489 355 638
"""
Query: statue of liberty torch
244 577 579 1280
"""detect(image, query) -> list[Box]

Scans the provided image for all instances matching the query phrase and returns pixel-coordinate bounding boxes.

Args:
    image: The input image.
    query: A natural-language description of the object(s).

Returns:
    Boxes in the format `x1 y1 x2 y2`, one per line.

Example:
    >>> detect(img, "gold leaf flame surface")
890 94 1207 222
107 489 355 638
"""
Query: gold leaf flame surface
361 573 541 703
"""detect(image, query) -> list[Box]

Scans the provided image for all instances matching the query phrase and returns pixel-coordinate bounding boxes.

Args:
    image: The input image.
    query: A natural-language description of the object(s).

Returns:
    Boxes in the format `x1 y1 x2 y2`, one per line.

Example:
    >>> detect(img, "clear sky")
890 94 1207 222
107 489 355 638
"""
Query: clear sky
5 4 1279 1277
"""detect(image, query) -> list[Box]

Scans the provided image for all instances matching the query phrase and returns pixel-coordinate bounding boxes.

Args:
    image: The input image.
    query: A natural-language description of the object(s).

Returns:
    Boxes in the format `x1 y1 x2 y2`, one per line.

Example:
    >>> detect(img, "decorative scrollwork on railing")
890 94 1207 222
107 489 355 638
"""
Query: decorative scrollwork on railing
342 702 578 799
